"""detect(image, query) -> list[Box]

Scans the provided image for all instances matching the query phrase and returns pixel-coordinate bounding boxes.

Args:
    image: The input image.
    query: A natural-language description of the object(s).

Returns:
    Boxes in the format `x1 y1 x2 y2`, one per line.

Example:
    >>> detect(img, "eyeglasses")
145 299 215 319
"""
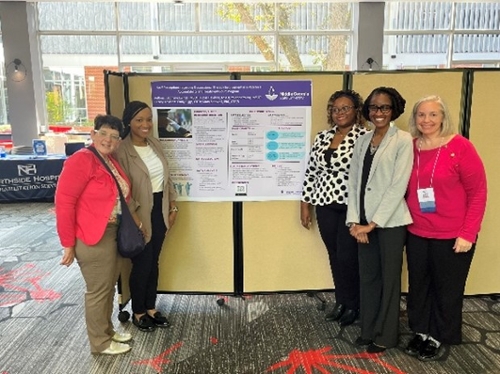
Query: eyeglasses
368 105 392 114
94 130 121 142
331 106 354 114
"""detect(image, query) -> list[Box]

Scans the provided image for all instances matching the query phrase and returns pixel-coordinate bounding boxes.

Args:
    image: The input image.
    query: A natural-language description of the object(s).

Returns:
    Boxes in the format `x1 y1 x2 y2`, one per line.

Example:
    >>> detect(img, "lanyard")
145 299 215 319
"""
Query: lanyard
416 137 442 190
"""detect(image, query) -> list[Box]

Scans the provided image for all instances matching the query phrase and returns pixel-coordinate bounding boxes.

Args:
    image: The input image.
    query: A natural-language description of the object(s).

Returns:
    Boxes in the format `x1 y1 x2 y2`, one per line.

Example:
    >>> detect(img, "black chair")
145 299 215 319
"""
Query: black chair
65 142 85 156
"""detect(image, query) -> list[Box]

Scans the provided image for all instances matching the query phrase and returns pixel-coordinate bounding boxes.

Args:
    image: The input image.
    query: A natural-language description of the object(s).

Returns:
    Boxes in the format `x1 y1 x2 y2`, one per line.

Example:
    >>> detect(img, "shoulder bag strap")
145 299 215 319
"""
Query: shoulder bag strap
86 146 126 202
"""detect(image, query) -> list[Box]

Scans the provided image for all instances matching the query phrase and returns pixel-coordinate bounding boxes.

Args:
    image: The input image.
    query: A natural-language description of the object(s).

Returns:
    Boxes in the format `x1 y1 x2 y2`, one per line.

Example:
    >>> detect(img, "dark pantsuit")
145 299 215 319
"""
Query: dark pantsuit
358 226 406 348
75 223 122 353
316 204 360 310
406 232 475 344
130 192 167 314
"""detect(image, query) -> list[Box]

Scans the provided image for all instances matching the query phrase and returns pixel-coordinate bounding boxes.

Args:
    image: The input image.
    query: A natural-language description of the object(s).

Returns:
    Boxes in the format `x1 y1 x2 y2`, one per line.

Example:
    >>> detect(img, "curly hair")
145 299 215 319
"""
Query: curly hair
408 95 455 138
94 114 124 136
362 86 406 121
326 89 366 127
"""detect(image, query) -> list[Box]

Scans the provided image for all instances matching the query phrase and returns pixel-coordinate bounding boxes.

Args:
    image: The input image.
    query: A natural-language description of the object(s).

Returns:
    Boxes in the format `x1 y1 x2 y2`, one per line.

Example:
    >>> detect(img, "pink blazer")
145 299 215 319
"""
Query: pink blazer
55 147 131 247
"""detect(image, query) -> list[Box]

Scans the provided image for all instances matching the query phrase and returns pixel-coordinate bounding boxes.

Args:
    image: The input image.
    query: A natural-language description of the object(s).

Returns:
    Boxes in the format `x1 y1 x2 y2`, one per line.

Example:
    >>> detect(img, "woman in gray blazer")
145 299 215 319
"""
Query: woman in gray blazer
346 87 413 353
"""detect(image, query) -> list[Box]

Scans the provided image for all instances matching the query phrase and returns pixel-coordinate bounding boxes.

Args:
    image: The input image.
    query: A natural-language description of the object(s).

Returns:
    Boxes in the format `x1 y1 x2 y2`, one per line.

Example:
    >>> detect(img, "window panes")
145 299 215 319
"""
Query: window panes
385 2 452 31
35 2 354 131
40 35 119 128
159 35 274 62
279 3 352 31
383 35 449 70
158 3 196 31
454 2 500 30
453 34 500 58
38 2 116 31
384 2 500 69
120 35 156 56
279 35 350 71
40 35 118 56
118 2 155 31
44 67 87 124
118 3 196 31
201 3 270 31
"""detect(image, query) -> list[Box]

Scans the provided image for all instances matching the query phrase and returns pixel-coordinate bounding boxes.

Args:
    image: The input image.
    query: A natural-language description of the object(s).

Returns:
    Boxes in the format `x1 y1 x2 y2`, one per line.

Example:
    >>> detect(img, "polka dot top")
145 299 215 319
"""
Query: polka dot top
301 125 370 206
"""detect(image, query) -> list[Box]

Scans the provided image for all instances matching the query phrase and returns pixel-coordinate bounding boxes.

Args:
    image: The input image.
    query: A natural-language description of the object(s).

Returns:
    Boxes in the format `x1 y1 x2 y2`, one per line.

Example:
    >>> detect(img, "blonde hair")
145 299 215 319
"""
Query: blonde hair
408 95 455 138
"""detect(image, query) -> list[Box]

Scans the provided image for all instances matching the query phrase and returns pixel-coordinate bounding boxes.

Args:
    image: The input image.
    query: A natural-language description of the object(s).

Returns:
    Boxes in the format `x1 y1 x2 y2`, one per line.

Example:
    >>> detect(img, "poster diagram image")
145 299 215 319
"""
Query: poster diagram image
174 181 193 197
157 108 193 138
266 130 279 140
267 141 279 151
266 151 279 161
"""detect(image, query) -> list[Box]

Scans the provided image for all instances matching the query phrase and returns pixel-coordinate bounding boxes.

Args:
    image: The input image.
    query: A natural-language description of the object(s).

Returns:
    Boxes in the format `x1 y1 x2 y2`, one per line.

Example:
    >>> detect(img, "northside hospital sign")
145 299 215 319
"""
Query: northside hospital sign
0 158 65 201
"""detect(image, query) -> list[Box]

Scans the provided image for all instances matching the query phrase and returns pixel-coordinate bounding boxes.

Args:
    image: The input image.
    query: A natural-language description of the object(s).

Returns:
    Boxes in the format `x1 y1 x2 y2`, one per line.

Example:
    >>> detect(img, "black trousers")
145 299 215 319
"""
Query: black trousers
358 226 406 348
316 204 360 310
406 232 475 344
130 192 167 315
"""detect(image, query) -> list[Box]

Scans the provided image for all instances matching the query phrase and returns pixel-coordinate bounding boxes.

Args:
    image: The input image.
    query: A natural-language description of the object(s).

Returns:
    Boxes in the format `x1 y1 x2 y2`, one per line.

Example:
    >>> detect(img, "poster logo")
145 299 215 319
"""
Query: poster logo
265 86 278 101
18 164 37 176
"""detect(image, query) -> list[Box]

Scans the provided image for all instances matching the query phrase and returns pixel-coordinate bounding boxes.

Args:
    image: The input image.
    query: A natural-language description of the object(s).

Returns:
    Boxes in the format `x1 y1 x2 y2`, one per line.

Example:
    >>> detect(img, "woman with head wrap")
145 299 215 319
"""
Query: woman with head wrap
115 101 178 332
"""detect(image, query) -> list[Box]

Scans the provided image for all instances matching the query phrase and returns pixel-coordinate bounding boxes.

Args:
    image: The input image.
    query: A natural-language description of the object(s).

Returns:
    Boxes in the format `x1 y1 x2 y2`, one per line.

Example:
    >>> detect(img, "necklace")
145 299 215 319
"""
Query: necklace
369 142 379 155
369 130 386 155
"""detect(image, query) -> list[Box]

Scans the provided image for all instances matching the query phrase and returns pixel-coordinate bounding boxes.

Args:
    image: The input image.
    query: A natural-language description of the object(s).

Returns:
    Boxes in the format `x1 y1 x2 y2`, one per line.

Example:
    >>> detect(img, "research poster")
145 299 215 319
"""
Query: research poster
151 80 312 202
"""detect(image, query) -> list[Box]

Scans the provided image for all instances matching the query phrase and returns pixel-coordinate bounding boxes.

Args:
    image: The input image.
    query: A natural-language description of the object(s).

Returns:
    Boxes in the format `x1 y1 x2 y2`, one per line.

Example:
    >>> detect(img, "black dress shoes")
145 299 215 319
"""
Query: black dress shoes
367 343 386 354
338 309 358 326
355 337 373 347
149 311 171 328
133 314 156 332
325 303 345 322
405 334 427 356
418 339 443 361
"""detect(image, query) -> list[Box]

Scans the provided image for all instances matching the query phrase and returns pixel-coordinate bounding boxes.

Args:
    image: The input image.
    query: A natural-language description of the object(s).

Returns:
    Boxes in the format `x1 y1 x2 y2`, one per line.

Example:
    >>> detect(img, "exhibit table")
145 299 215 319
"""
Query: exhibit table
0 155 66 202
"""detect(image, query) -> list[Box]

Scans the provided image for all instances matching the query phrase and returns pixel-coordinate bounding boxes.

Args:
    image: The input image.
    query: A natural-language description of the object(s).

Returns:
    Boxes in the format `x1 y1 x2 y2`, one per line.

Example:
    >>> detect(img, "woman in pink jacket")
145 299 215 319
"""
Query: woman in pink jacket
56 115 140 355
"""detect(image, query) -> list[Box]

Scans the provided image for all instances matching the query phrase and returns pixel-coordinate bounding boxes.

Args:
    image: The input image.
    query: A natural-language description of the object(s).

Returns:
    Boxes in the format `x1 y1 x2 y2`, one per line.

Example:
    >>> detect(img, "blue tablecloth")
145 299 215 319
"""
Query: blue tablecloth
0 155 66 202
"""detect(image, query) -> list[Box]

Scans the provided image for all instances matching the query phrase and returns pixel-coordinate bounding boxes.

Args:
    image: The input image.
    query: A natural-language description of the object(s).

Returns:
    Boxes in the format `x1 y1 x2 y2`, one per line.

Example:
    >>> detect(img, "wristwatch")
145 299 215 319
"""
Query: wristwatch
169 206 179 213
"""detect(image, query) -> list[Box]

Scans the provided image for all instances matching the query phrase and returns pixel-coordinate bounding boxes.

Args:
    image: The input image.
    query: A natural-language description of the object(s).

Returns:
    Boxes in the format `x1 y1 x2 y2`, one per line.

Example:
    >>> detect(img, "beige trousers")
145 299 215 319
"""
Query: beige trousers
75 224 122 353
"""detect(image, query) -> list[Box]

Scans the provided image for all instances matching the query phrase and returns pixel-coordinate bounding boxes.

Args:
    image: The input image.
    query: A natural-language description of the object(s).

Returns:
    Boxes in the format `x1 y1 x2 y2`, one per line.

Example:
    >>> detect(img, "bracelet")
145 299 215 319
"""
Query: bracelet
138 221 143 229
169 206 179 213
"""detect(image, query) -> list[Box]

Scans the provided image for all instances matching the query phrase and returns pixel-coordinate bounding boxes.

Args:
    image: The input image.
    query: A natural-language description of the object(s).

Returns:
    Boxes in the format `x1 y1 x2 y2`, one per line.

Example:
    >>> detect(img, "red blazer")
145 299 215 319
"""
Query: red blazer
55 147 131 248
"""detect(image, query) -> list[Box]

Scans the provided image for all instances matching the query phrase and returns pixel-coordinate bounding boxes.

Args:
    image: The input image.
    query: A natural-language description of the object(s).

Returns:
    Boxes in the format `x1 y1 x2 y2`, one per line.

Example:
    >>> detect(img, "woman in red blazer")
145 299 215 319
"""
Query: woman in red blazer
56 115 140 355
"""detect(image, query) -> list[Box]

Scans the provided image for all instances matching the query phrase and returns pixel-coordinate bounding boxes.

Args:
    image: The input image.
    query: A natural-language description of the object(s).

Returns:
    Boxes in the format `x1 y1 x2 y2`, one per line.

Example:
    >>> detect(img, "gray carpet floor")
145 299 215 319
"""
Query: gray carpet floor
1 202 500 374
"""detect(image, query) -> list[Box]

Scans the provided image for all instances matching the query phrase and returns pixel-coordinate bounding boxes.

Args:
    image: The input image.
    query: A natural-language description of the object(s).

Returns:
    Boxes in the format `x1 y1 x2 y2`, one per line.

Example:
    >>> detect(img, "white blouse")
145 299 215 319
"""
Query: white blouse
134 144 164 193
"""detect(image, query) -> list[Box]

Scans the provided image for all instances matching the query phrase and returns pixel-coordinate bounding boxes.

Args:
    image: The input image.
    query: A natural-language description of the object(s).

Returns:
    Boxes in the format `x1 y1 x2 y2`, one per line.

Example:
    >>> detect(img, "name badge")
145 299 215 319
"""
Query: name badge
417 188 436 213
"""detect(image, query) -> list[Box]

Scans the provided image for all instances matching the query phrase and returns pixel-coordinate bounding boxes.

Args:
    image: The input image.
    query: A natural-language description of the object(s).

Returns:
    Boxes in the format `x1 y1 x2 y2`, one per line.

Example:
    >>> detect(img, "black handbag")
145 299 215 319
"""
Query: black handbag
87 146 145 258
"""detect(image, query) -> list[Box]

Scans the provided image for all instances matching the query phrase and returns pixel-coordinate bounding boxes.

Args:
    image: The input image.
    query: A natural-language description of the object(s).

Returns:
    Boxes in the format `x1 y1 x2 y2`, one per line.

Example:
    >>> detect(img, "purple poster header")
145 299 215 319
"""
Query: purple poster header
151 80 312 107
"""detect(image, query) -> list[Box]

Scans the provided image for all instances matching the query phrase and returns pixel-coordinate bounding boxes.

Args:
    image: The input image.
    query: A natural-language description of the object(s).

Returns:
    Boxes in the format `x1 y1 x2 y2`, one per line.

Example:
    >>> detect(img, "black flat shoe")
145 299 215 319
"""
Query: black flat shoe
325 303 345 322
367 343 386 354
418 340 444 362
133 314 156 332
405 334 427 356
149 311 171 328
355 337 373 347
338 309 358 326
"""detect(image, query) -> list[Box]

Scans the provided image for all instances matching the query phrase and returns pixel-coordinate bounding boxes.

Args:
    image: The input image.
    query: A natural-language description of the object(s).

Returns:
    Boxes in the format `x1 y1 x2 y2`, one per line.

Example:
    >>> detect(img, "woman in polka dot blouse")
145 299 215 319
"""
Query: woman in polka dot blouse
301 89 370 326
